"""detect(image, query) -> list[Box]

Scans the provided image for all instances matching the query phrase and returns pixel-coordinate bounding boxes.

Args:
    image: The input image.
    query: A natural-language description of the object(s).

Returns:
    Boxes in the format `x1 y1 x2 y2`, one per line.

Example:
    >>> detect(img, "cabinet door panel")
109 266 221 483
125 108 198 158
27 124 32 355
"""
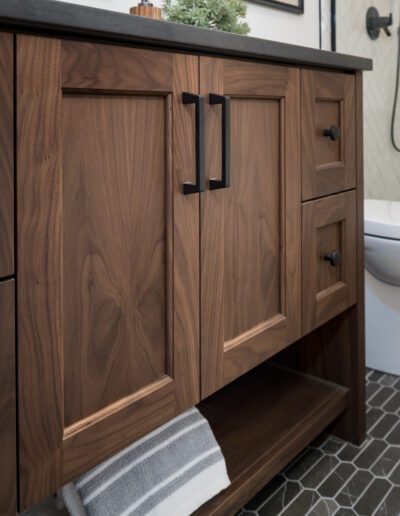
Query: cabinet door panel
224 99 281 340
17 36 200 508
200 58 301 397
62 94 168 426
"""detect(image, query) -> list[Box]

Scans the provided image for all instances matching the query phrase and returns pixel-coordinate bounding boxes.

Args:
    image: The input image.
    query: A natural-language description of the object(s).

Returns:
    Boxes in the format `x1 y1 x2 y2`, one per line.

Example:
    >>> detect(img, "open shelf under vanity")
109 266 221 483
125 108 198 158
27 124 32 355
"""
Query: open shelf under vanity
196 363 349 515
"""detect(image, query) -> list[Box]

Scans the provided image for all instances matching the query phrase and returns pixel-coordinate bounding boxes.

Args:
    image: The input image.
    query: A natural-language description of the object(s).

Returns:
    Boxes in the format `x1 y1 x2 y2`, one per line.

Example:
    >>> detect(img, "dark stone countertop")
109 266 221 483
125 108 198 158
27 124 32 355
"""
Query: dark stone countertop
0 0 372 71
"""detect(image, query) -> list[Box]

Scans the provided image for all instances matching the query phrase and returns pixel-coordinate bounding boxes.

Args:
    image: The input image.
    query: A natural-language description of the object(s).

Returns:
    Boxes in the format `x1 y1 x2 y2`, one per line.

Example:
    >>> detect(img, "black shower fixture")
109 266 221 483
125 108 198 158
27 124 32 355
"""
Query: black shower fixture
366 7 393 39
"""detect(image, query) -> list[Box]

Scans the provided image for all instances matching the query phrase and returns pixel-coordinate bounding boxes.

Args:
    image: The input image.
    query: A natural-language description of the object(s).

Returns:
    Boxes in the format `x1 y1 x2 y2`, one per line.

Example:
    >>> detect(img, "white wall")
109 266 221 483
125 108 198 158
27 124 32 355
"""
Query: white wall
246 2 319 47
334 0 400 200
56 0 320 48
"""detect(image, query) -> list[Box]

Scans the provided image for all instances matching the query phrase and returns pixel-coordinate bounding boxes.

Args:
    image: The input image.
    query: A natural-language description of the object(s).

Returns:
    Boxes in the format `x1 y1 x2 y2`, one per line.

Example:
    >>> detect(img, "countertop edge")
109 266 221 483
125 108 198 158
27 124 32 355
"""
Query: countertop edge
0 0 373 71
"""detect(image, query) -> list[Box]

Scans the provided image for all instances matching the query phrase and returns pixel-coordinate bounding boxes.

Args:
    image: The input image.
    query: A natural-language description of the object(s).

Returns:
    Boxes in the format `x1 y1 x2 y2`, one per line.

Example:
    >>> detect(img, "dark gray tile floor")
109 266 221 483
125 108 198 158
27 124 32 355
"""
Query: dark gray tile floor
238 369 400 516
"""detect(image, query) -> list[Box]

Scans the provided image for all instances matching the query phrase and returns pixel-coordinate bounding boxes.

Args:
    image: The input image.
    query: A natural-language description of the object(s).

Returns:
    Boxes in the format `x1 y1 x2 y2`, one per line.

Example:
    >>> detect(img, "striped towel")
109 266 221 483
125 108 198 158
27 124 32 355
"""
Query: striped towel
61 408 230 516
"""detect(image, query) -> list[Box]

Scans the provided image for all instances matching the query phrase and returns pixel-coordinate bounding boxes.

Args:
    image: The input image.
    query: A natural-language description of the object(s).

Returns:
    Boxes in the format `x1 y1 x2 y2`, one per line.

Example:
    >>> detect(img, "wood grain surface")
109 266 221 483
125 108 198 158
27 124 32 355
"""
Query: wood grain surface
17 36 200 508
63 52 201 484
196 363 348 515
17 35 64 509
200 59 301 397
61 40 173 92
302 190 357 335
275 72 365 446
62 93 167 426
0 280 16 516
0 33 14 278
302 70 356 200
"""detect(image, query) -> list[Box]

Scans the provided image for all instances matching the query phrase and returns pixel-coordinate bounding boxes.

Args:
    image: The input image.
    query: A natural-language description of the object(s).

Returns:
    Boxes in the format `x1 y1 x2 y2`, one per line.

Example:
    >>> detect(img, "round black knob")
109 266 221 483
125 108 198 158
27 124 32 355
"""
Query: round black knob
323 125 341 141
324 251 341 267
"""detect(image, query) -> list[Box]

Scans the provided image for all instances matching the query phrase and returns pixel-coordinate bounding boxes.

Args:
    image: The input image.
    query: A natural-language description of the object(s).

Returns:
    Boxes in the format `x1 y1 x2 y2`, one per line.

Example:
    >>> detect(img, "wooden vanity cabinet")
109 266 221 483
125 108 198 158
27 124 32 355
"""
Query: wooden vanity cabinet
3 26 366 513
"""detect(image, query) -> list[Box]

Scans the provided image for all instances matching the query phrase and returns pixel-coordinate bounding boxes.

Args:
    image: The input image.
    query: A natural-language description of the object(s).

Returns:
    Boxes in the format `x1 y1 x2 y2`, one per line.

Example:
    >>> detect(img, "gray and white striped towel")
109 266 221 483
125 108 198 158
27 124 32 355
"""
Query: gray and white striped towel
61 408 230 516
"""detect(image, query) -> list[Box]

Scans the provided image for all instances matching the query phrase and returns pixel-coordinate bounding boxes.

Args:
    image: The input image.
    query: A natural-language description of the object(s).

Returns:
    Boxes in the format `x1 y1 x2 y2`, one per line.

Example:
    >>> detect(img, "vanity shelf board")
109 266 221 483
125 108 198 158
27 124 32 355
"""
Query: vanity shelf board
196 363 349 516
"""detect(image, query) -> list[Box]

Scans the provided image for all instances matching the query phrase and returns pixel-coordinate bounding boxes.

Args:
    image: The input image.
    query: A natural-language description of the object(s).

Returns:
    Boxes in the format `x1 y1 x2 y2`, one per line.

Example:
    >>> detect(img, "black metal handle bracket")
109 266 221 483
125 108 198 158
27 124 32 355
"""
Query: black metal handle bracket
182 92 205 195
209 93 231 190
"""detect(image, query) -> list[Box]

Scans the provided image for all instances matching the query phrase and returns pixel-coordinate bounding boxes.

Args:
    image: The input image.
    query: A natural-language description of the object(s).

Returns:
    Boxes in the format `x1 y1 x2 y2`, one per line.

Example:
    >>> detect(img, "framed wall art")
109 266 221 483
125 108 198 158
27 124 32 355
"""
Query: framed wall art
252 0 304 14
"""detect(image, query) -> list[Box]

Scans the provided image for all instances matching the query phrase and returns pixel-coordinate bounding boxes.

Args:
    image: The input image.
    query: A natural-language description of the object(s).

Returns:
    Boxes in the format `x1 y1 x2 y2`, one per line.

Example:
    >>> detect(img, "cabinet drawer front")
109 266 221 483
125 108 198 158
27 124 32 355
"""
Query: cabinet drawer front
0 33 14 278
301 70 356 200
302 191 357 334
0 280 16 516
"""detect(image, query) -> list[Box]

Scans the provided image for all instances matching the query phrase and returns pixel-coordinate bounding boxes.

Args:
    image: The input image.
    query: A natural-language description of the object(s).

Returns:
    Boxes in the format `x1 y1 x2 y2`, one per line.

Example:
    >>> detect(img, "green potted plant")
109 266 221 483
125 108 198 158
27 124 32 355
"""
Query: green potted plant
163 0 250 35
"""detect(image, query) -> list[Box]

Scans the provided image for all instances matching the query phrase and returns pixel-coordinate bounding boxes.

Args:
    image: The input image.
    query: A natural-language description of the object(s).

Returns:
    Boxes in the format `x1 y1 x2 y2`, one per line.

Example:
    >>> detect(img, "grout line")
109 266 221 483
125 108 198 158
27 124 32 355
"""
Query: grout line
296 455 326 483
255 478 290 512
345 437 372 464
349 475 377 511
366 383 386 406
333 467 359 504
366 408 387 435
276 485 305 516
369 446 400 478
365 369 375 380
370 484 394 516
309 459 342 492
367 442 395 472
378 388 398 412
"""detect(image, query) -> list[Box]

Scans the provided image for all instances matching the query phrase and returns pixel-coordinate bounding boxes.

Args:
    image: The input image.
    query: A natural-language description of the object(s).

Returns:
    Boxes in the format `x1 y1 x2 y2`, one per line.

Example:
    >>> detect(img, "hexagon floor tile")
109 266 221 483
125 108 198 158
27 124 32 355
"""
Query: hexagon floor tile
238 369 400 516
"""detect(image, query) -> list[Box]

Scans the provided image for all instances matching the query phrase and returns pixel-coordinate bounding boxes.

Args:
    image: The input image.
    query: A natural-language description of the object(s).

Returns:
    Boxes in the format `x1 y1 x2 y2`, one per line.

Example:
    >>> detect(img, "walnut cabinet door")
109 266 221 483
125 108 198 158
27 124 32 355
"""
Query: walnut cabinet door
200 58 302 398
17 36 200 509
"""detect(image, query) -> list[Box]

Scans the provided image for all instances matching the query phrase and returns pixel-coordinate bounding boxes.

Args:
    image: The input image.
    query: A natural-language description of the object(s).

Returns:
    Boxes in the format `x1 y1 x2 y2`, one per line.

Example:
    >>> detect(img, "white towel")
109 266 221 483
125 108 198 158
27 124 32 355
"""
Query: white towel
62 408 230 516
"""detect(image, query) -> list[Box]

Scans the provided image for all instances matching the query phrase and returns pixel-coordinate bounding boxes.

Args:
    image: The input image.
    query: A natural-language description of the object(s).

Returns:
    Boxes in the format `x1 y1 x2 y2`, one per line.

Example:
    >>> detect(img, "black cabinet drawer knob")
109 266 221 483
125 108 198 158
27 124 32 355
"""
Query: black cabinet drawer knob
324 251 341 267
323 125 341 141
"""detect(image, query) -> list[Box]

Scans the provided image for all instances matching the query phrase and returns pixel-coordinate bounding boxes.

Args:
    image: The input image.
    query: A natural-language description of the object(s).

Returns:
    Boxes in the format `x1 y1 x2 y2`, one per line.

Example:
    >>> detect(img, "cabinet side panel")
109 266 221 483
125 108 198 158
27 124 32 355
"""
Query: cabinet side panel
353 70 366 444
0 33 14 277
0 280 16 516
17 35 63 509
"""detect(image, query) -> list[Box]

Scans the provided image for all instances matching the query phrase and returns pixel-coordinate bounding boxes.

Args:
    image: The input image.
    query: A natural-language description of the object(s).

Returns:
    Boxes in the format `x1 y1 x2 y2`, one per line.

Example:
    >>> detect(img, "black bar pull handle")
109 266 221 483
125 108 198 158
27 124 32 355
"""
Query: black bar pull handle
182 92 205 195
209 93 231 190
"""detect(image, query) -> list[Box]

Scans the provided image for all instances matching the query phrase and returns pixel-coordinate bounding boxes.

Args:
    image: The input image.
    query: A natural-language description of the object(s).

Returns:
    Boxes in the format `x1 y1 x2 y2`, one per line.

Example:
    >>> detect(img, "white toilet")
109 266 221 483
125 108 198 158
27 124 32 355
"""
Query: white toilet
365 199 400 375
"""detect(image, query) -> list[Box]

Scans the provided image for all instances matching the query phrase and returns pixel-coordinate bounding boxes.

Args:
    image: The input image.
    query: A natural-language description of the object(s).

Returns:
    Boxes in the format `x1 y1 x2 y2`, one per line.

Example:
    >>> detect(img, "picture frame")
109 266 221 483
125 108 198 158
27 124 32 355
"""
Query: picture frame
251 0 304 15
319 0 336 51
